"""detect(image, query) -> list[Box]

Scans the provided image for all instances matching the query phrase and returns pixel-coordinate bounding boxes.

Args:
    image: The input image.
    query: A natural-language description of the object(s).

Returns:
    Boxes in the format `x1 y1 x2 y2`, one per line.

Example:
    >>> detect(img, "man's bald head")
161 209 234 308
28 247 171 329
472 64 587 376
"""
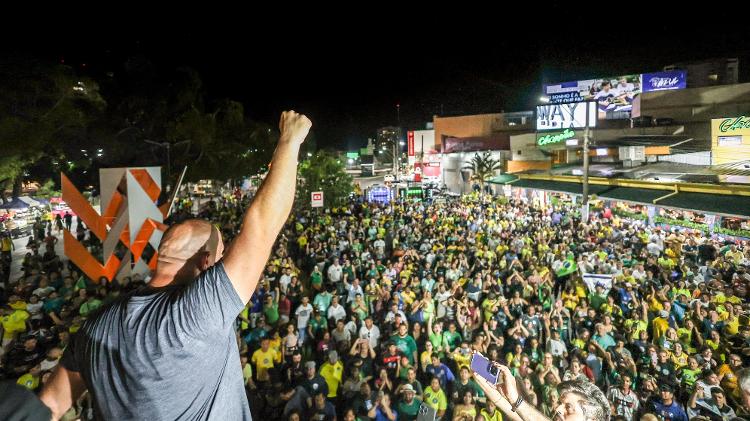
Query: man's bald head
157 219 223 267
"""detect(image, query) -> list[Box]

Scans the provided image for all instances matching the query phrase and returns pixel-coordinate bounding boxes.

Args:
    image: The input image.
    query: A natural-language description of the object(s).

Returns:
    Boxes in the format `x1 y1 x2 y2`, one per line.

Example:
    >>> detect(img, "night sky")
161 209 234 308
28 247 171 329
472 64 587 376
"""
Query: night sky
5 17 750 152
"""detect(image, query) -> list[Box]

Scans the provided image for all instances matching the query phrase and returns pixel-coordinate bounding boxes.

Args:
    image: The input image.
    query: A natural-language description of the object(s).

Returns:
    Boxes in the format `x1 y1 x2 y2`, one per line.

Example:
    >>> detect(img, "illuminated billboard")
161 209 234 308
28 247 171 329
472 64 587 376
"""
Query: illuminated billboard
544 75 641 120
536 102 597 131
642 70 687 92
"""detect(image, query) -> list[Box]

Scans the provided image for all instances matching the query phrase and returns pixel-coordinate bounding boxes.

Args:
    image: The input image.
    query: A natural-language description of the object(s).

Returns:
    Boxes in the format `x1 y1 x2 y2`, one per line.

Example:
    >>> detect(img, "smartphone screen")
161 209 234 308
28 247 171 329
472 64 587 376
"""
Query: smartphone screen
470 351 499 385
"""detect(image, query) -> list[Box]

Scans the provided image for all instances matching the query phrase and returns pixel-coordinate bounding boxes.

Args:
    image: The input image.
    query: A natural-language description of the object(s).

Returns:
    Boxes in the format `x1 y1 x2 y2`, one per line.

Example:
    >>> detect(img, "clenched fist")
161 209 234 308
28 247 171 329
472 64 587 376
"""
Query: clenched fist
279 110 312 146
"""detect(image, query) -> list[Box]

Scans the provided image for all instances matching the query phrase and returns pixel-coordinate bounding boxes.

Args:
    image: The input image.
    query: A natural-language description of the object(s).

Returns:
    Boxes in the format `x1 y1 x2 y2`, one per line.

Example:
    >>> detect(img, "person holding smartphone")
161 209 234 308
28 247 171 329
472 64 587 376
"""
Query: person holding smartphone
473 362 610 421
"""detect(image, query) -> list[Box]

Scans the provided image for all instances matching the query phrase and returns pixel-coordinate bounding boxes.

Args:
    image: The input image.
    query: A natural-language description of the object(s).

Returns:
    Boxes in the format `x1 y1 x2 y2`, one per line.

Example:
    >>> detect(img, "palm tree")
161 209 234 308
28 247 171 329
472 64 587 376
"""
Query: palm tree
462 152 503 199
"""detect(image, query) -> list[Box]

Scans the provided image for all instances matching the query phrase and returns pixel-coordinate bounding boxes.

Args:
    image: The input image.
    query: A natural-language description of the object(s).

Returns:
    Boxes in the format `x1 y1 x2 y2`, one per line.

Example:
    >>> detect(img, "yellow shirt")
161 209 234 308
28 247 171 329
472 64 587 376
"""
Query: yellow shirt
652 317 669 342
319 361 344 397
1 310 29 340
453 351 471 370
423 387 448 411
718 363 739 397
671 352 688 369
242 363 253 385
251 348 279 381
17 373 39 390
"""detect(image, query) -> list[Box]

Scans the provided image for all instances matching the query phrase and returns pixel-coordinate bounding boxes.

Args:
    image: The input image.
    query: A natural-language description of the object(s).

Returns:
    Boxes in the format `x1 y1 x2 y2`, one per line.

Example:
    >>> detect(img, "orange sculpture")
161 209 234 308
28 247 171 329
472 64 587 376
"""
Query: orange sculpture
61 168 167 282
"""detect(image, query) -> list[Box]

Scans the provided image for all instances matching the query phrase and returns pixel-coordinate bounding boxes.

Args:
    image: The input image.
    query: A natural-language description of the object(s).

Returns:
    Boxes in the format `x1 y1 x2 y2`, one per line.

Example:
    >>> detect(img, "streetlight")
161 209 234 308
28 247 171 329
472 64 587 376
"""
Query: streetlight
144 139 190 181
539 96 550 103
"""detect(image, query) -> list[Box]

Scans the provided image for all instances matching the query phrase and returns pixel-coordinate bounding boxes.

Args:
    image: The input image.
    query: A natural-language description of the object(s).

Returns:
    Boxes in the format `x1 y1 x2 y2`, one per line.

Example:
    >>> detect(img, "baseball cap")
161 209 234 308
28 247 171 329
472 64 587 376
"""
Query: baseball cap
401 384 415 393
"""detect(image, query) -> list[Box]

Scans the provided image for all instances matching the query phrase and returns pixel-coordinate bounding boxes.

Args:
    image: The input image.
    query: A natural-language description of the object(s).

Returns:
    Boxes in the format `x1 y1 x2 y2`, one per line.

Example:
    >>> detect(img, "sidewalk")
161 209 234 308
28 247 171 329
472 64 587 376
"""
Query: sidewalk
7 220 71 282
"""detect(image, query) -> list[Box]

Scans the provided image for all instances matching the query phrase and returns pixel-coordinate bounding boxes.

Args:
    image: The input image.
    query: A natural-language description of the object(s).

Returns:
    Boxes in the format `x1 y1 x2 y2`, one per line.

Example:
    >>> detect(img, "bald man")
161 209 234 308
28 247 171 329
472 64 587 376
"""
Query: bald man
39 111 312 420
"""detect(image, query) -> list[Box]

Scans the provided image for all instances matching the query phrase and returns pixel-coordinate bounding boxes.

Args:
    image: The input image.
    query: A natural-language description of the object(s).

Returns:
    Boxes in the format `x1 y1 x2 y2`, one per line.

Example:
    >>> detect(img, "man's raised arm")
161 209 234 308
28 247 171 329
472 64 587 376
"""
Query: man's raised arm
223 111 311 303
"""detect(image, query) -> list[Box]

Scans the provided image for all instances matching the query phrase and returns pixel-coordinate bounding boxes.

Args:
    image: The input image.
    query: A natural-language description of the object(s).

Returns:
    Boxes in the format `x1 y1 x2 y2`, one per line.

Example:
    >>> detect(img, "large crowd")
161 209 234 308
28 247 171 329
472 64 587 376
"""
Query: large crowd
2 191 750 421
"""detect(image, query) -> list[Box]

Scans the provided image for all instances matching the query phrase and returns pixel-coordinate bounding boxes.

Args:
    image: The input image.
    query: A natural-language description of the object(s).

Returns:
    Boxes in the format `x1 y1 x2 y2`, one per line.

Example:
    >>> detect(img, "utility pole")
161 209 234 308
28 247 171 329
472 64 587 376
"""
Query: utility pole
582 126 590 223
144 139 190 190
395 104 401 178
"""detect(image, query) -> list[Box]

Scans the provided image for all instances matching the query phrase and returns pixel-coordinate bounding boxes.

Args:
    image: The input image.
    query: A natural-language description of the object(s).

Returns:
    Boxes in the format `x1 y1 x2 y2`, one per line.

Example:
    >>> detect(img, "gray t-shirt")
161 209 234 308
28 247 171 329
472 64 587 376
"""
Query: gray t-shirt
61 262 250 420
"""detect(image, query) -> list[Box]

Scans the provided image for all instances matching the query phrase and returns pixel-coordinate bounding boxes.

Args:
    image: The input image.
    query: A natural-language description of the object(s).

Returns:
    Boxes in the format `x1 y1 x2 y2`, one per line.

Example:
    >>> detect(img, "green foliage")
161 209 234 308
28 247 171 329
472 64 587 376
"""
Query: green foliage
0 56 105 198
297 151 353 209
462 152 503 197
653 216 708 232
715 226 750 239
36 179 61 199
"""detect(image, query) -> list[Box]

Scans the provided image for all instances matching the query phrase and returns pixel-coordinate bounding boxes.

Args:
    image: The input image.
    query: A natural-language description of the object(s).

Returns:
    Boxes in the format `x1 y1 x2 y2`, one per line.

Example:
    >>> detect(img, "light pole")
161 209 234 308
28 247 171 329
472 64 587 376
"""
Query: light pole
582 127 590 222
144 139 190 190
395 104 401 179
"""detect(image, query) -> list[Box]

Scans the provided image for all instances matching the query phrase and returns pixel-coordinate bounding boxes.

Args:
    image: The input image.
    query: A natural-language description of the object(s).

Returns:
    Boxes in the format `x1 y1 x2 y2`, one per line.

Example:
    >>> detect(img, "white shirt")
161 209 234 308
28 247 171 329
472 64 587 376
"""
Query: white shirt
279 274 292 293
26 302 44 320
40 358 59 372
295 303 313 329
546 338 567 357
647 242 662 256
327 304 347 323
607 387 639 421
347 284 364 303
328 264 343 283
359 324 380 349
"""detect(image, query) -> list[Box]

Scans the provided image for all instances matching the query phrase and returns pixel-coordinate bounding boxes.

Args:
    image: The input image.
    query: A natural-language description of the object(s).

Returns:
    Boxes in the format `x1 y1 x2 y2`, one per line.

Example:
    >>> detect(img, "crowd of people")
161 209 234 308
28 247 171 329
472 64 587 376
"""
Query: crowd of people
2 191 750 420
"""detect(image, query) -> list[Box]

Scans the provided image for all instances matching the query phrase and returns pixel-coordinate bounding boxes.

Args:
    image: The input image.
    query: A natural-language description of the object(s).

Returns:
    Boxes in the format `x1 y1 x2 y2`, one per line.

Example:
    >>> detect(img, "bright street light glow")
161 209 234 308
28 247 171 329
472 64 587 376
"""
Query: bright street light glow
399 141 405 146
307 152 312 157
539 96 550 103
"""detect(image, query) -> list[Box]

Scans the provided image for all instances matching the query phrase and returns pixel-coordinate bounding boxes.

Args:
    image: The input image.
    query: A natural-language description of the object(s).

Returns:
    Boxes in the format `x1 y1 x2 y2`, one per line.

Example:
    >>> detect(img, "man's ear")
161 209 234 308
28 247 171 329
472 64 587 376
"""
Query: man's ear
198 251 212 271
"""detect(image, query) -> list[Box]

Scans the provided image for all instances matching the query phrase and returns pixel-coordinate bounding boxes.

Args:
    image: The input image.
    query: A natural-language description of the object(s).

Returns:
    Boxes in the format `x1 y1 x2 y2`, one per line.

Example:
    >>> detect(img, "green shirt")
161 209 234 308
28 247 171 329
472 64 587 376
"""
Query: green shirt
397 398 422 421
79 299 103 317
310 271 323 286
391 334 418 364
264 303 279 325
443 331 462 351
429 332 444 356
313 293 332 314
681 368 701 389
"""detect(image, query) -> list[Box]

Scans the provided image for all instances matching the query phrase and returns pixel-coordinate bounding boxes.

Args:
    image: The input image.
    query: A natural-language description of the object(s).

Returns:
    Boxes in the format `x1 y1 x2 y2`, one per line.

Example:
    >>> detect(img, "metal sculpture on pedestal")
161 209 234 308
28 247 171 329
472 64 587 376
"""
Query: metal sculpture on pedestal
61 167 168 281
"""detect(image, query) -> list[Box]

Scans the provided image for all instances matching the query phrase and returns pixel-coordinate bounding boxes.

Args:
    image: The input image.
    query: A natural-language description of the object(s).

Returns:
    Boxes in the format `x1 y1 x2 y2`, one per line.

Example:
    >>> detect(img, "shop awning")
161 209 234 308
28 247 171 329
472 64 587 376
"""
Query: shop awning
512 179 610 196
487 174 519 185
657 192 750 218
596 187 669 204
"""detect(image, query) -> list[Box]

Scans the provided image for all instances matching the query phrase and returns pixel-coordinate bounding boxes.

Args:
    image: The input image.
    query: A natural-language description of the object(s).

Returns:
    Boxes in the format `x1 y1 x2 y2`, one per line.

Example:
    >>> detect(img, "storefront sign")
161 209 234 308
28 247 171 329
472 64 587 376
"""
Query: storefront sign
711 116 750 165
642 70 687 92
718 116 750 133
407 131 415 157
537 129 576 146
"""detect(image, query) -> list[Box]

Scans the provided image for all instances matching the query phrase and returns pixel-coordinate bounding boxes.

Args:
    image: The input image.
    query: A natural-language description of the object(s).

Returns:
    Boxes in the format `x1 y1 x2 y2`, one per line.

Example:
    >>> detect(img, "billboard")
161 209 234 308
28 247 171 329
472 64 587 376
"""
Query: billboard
544 75 641 120
442 134 510 153
407 131 415 156
536 102 597 131
642 70 687 92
